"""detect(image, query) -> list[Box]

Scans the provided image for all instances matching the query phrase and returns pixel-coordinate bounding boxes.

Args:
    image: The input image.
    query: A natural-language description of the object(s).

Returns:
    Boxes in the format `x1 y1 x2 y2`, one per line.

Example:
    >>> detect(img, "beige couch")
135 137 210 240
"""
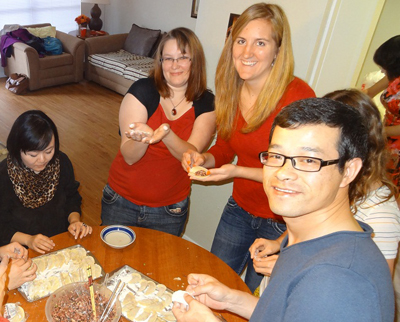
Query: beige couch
85 24 163 95
4 23 85 91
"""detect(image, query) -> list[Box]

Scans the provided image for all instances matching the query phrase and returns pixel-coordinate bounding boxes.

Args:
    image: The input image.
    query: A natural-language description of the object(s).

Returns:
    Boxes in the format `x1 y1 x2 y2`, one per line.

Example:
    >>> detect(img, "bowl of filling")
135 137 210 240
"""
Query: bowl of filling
45 282 121 322
101 225 136 249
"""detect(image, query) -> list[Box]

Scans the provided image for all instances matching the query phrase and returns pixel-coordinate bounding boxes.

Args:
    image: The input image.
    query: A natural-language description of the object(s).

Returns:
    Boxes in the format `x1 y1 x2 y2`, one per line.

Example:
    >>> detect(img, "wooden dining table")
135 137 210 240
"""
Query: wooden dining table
6 226 250 321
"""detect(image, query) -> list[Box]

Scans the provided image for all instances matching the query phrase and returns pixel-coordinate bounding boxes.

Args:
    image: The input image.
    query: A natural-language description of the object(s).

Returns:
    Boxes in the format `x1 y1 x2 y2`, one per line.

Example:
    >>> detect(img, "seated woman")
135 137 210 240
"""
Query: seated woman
0 110 92 254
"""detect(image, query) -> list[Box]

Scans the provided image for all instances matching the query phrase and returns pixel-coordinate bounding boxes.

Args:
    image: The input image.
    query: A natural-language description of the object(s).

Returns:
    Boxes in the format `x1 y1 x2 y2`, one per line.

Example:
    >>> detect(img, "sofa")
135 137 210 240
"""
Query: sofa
4 23 85 91
85 24 163 95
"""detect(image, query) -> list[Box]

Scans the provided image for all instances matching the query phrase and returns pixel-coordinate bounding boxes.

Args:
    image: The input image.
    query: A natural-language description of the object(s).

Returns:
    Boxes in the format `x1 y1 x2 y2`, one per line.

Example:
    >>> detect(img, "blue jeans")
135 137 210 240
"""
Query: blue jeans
101 184 189 237
211 196 286 293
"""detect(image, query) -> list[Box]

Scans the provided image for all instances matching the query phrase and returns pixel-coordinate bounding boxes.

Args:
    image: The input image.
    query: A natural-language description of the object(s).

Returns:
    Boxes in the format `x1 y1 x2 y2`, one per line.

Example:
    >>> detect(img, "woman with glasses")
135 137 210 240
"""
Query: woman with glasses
182 3 315 292
250 89 400 297
101 27 215 237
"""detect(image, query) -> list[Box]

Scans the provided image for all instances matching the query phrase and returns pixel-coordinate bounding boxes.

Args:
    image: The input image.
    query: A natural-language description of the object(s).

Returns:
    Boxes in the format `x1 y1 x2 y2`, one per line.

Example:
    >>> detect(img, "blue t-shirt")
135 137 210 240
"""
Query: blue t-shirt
250 221 394 322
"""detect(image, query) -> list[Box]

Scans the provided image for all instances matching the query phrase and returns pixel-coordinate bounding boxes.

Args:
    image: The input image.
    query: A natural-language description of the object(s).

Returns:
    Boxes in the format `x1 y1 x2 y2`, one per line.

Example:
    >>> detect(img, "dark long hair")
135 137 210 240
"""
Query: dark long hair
373 35 400 81
7 110 59 167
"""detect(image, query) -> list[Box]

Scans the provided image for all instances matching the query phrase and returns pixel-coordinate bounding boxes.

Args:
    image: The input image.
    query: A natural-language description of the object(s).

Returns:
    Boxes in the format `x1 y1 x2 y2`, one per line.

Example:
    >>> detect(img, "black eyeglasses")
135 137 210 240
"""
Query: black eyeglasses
259 151 340 172
160 56 191 66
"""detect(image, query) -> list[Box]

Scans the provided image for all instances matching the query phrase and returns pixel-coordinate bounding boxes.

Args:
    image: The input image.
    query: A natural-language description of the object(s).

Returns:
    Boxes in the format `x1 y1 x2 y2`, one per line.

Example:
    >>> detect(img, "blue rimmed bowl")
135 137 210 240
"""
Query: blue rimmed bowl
100 225 136 249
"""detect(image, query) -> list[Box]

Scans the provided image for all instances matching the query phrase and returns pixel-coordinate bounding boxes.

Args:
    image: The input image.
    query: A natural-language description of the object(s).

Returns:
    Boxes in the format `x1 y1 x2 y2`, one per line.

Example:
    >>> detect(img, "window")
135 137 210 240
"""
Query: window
0 0 80 33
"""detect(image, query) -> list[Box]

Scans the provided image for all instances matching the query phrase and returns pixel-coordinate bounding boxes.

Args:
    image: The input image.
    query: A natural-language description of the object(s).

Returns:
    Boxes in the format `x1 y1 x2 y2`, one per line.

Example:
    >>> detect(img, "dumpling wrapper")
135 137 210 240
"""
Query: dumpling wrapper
92 264 102 279
135 310 152 322
84 256 95 267
125 306 140 320
48 275 62 293
144 281 156 295
162 293 172 307
172 290 194 306
129 272 141 284
156 284 166 297
122 292 136 307
189 166 210 177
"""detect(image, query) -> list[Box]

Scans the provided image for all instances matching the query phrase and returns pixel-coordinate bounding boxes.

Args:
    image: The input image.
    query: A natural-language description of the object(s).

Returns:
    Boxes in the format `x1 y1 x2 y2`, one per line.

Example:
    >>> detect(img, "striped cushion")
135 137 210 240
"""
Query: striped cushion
88 49 154 81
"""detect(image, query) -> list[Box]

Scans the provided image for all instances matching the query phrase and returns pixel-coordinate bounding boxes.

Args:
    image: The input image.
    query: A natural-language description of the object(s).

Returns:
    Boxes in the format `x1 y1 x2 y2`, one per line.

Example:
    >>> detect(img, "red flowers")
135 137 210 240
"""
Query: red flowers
75 15 91 25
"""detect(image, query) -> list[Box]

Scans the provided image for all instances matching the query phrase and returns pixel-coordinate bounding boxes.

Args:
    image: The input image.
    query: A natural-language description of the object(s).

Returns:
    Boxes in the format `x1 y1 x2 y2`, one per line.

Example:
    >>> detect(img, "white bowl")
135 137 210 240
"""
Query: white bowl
101 225 136 249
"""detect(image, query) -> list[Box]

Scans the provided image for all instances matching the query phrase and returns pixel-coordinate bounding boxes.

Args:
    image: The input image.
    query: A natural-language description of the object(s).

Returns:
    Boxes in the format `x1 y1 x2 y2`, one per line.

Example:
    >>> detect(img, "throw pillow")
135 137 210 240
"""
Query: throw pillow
26 26 56 38
123 24 161 57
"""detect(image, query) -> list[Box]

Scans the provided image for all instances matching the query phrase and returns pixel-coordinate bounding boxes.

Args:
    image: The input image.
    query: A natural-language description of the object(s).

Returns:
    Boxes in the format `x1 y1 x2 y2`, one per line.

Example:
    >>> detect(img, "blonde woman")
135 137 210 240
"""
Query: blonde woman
182 3 315 292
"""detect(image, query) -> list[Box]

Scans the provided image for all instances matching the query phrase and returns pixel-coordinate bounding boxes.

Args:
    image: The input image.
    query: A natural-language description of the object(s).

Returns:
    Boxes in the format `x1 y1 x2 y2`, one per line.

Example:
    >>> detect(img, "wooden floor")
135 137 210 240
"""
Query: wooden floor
0 78 124 226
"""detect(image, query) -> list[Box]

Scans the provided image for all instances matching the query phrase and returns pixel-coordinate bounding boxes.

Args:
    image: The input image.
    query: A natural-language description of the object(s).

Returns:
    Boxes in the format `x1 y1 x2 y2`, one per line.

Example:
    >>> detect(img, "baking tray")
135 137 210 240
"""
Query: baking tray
18 244 105 302
105 265 176 322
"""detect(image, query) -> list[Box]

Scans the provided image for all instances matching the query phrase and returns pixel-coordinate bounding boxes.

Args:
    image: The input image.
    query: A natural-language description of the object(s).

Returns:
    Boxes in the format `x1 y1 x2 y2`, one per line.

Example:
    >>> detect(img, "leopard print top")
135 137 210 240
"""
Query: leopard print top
7 155 60 209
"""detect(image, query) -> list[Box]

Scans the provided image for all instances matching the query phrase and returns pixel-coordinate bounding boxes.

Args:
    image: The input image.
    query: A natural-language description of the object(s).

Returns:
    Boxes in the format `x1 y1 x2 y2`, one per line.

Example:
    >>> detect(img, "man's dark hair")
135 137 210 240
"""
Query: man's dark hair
373 35 400 80
7 110 60 168
270 98 369 173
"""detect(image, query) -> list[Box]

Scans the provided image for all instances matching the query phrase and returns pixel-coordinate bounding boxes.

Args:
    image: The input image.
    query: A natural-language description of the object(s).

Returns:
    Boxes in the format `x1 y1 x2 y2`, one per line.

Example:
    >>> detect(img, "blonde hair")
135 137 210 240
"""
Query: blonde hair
215 3 294 139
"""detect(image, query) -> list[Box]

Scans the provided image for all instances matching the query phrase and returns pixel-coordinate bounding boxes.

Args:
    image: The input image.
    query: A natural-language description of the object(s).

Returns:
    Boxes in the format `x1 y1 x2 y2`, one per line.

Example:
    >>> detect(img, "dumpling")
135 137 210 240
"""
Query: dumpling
156 284 166 297
144 281 156 295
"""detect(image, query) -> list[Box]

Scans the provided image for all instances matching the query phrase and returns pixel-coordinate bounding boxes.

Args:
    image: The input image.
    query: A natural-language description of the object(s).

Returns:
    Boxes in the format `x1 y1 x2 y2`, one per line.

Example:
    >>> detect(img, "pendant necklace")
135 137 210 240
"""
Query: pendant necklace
169 96 185 116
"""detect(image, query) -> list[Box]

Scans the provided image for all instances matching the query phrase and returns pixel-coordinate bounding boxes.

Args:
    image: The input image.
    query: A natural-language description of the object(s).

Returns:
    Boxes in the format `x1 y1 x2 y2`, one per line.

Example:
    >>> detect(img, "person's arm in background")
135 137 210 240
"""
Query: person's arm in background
249 231 287 275
384 125 400 137
363 76 388 98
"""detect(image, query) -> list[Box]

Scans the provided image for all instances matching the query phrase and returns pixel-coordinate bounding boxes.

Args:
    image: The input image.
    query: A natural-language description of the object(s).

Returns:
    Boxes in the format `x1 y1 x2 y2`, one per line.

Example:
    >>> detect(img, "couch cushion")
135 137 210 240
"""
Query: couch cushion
39 53 73 69
26 26 56 38
123 24 161 57
88 49 154 81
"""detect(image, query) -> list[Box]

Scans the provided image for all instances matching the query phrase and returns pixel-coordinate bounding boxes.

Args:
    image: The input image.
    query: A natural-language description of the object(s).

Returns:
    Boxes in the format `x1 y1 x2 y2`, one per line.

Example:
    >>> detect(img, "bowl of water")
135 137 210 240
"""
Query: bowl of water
100 225 136 249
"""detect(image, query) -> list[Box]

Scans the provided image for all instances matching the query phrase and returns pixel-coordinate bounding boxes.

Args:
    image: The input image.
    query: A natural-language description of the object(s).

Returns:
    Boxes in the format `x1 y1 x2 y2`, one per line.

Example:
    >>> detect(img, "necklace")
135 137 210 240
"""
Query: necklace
169 96 185 116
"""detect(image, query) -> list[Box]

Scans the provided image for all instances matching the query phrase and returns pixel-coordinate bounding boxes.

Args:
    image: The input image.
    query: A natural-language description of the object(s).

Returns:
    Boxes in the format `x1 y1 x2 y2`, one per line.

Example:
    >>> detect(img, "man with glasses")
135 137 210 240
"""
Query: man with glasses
172 98 394 322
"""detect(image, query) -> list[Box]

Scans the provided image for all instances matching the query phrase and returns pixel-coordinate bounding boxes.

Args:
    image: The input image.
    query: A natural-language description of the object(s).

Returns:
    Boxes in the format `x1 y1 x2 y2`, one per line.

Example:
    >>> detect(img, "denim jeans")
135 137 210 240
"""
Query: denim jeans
211 196 286 293
101 184 189 237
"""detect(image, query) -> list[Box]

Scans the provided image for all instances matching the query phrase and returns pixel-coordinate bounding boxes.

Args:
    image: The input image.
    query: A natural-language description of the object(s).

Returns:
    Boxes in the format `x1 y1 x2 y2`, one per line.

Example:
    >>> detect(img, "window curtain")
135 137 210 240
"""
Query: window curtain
0 0 81 33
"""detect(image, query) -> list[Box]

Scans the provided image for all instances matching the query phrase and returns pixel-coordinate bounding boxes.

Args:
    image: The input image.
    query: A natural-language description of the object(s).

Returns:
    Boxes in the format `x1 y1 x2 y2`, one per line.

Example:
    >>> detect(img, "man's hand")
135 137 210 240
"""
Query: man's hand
185 274 234 311
173 294 220 322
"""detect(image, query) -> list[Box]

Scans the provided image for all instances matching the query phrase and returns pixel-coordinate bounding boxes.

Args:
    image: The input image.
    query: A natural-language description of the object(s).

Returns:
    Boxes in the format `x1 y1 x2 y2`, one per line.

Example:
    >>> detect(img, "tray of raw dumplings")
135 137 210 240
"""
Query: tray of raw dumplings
105 265 176 322
18 245 104 302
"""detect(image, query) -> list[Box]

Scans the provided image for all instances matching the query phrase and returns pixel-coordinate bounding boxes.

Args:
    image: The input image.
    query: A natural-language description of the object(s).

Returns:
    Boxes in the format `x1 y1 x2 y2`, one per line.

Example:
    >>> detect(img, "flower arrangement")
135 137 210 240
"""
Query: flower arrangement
75 15 91 26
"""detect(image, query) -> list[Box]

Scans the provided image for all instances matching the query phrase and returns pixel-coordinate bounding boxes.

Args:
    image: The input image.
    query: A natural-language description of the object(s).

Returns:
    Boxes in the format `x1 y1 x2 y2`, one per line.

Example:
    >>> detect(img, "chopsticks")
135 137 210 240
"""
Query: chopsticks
99 280 125 322
86 266 96 319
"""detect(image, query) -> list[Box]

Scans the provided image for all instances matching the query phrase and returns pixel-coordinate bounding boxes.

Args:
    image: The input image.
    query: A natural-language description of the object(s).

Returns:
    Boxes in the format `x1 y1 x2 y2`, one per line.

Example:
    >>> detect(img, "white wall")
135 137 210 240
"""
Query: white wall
82 0 196 35
80 0 383 250
356 0 400 87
